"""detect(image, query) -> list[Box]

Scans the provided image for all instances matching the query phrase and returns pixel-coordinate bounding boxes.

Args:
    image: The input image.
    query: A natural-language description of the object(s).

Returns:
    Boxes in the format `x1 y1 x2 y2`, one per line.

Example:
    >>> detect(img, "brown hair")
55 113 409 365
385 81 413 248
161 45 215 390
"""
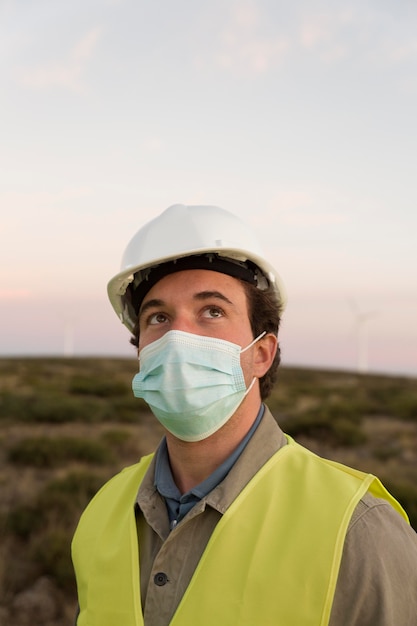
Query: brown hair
241 281 281 399
129 276 282 401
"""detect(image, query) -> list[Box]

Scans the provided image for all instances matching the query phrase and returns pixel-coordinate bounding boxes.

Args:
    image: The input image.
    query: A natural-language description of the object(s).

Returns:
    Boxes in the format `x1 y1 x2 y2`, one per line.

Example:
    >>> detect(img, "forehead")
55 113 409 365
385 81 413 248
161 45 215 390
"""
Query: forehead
141 268 248 305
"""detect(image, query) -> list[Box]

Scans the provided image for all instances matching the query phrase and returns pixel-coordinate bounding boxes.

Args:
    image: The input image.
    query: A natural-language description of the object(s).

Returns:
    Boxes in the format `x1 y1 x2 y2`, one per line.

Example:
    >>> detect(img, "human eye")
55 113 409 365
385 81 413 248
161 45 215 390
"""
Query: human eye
201 305 224 319
148 312 169 325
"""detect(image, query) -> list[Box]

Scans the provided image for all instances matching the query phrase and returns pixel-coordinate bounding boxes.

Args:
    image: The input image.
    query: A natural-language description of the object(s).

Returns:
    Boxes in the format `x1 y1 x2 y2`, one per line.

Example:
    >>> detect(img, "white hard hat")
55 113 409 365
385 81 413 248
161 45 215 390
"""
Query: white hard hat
107 204 287 332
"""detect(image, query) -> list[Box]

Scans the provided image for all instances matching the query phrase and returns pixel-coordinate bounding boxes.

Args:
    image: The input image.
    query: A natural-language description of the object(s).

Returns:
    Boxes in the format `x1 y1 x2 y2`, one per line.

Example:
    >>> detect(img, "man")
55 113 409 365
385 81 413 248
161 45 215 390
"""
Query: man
72 204 417 625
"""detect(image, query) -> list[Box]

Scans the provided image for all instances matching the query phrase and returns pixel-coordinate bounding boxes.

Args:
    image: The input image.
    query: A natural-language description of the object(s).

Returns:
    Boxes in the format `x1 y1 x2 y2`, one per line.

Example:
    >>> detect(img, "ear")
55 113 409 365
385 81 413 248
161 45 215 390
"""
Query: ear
253 333 278 378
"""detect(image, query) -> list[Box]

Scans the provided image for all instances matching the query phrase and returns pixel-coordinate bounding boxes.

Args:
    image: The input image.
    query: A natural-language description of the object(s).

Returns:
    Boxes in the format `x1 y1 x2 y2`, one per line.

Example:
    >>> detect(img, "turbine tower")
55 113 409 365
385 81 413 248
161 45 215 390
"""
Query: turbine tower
63 317 75 357
349 300 378 374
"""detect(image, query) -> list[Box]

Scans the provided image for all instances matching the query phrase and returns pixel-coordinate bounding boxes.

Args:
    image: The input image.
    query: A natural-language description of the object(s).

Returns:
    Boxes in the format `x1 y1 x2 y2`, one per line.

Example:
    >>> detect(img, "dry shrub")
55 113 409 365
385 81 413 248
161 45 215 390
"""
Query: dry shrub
8 436 113 468
4 471 106 595
69 376 129 397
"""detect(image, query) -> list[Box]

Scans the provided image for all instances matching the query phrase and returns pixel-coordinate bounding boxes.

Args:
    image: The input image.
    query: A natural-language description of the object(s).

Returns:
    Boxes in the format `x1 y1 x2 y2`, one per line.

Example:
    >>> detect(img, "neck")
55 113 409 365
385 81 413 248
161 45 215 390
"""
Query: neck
165 395 262 494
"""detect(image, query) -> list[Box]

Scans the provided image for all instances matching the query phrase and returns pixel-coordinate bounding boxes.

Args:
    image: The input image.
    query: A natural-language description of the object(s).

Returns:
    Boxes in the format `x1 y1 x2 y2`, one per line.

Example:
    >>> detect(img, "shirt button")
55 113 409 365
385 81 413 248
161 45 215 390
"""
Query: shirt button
154 572 169 586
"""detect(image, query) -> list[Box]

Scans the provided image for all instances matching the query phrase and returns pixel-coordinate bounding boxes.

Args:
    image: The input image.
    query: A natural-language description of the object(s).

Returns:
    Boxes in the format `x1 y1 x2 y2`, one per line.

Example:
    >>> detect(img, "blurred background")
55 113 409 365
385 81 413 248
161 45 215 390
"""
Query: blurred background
1 3 417 623
1 0 417 376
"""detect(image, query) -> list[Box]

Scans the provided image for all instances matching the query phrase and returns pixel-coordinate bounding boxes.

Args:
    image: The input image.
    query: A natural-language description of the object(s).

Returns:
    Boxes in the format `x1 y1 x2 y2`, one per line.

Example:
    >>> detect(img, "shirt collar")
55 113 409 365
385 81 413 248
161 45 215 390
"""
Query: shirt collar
154 404 265 519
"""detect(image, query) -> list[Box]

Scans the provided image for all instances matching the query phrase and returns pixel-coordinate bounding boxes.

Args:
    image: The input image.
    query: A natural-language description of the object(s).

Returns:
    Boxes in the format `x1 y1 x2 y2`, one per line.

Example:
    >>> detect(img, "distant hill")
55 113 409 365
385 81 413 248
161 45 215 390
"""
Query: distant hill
0 358 416 625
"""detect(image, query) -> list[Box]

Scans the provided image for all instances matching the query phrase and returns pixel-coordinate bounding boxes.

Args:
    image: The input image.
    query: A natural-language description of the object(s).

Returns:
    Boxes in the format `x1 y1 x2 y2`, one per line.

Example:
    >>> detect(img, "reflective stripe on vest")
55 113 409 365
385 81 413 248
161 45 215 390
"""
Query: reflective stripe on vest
72 437 407 626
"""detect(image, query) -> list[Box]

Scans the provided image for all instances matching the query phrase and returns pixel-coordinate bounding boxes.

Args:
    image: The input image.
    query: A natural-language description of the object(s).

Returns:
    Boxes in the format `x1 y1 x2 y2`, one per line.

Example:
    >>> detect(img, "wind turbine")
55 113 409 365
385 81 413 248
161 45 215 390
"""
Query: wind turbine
348 300 378 374
63 316 75 357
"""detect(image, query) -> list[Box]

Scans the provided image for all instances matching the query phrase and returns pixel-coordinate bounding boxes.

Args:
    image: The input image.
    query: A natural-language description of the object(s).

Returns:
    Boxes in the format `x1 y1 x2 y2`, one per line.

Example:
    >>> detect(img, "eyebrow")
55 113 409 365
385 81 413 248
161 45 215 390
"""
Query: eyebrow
193 290 234 305
139 291 234 319
139 298 164 319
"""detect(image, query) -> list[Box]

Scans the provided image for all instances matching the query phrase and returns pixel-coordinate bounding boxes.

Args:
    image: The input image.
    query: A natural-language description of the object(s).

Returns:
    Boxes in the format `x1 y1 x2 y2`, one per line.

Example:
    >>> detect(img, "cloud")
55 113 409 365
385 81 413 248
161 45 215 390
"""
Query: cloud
299 6 417 68
72 27 102 63
197 0 289 74
300 10 353 48
16 26 103 92
216 36 289 73
197 3 417 75
298 9 355 63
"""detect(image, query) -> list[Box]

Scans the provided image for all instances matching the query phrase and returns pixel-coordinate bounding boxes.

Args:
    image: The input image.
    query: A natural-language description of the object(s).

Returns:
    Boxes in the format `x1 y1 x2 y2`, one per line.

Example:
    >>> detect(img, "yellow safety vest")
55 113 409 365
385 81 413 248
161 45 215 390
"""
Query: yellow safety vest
72 436 407 626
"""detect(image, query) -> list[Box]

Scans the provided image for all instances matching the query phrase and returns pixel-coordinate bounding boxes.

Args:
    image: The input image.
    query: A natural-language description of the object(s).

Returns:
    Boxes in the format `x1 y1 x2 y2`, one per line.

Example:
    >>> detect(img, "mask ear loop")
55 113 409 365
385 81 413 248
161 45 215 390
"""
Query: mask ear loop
243 376 258 396
240 331 266 353
240 331 267 394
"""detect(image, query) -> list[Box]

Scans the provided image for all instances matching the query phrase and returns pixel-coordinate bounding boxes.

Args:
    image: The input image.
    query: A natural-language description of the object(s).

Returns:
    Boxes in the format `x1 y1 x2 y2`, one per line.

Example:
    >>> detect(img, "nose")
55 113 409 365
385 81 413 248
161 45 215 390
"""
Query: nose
170 312 196 335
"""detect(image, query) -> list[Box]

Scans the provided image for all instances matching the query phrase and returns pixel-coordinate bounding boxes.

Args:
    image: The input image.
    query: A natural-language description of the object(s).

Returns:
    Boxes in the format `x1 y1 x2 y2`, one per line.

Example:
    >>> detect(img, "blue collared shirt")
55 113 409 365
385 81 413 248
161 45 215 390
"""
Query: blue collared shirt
154 404 265 529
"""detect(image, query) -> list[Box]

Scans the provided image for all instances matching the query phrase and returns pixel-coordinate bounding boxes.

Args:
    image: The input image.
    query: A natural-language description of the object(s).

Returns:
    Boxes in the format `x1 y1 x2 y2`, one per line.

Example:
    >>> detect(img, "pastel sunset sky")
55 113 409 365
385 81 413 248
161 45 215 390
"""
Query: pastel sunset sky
1 0 416 376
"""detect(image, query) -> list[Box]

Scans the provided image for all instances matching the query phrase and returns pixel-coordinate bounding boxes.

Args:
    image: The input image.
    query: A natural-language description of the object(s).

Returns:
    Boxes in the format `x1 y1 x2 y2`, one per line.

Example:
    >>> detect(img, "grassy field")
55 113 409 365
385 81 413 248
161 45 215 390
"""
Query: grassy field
0 357 416 625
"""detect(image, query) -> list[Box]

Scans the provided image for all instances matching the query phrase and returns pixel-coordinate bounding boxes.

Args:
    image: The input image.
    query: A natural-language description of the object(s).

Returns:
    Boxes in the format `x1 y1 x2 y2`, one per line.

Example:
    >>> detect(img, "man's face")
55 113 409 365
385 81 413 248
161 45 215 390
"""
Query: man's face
138 269 256 385
138 269 253 348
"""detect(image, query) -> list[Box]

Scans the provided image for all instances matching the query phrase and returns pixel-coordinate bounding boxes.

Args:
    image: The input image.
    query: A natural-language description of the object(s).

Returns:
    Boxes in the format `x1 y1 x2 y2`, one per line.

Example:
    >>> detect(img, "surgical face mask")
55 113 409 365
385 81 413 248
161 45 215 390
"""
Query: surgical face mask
132 330 266 442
